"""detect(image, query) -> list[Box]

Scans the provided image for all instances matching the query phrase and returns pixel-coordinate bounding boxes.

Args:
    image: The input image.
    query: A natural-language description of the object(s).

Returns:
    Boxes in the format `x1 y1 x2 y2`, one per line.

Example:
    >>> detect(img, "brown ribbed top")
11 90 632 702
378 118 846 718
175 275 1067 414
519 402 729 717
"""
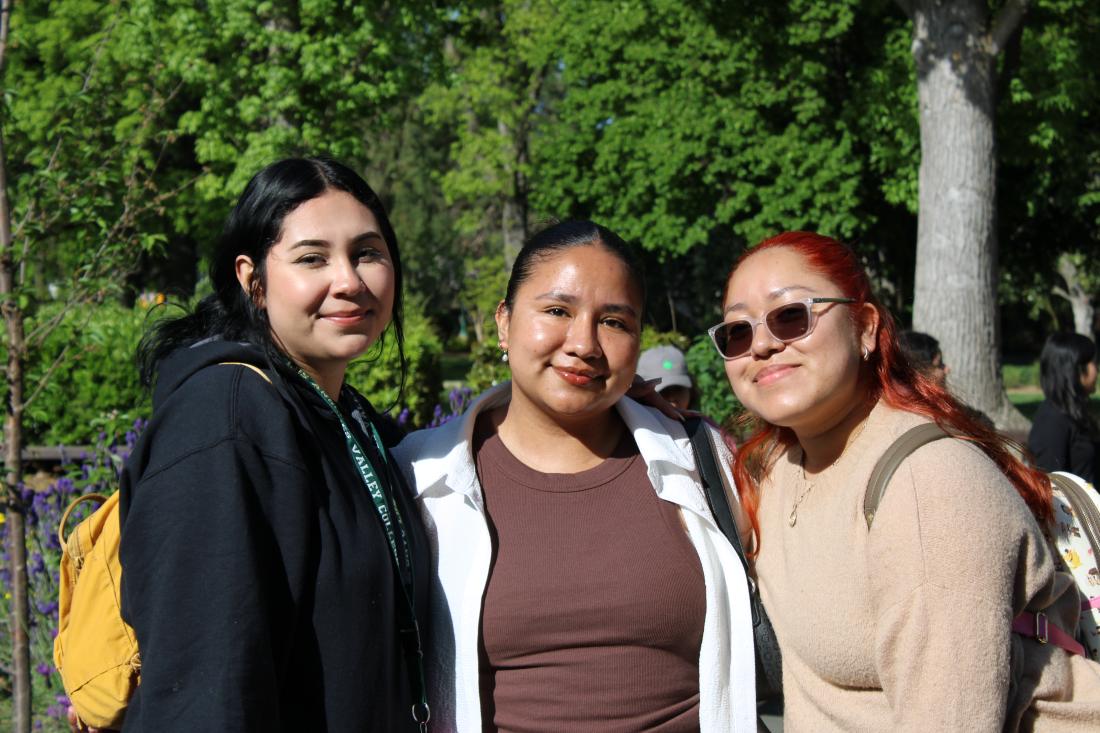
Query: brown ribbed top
474 416 705 732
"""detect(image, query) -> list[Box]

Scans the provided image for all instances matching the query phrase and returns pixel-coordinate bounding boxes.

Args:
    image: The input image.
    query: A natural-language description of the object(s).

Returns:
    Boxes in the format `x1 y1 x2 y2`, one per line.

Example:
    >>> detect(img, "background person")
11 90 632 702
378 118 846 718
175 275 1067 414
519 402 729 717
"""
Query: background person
1028 332 1099 485
899 328 994 429
395 220 757 732
116 157 430 731
636 344 695 410
897 329 949 387
712 231 1100 730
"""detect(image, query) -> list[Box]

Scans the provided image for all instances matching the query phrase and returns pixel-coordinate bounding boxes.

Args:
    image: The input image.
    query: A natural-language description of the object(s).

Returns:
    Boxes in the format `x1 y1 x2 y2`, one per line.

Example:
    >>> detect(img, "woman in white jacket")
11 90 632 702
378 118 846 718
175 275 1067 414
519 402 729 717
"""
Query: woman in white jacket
394 220 756 732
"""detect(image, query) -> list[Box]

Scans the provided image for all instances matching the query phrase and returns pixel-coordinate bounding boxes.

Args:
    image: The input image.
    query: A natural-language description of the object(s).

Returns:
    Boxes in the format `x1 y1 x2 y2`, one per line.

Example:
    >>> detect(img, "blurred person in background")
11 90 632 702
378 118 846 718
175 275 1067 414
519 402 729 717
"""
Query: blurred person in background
1028 332 1099 485
637 344 695 411
898 330 949 388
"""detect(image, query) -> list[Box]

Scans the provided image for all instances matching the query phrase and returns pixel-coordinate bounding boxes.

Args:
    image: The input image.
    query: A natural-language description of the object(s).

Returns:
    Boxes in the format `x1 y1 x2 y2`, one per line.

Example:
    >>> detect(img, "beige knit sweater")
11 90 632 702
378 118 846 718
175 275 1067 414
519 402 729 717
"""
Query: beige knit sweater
755 401 1100 732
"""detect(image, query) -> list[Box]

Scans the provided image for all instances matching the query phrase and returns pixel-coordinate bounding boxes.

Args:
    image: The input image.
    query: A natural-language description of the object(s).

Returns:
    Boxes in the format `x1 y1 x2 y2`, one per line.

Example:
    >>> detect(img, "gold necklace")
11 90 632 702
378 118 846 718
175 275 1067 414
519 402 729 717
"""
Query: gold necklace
788 418 869 527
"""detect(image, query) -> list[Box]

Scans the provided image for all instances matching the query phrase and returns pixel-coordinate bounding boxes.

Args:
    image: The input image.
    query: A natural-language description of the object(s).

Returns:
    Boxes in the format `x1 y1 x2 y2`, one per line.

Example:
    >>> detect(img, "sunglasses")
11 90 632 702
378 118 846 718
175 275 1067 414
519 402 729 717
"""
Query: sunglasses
707 297 856 360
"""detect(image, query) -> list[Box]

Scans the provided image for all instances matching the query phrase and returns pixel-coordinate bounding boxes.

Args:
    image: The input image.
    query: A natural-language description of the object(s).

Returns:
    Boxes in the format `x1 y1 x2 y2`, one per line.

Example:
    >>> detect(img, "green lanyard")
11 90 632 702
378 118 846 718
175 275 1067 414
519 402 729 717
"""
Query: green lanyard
297 370 430 730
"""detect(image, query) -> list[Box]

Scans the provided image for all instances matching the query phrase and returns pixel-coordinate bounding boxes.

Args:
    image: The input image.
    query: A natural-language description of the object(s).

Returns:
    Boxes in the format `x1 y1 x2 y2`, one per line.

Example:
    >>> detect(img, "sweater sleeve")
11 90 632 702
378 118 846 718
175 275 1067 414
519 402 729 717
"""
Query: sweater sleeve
867 439 1053 732
119 432 313 732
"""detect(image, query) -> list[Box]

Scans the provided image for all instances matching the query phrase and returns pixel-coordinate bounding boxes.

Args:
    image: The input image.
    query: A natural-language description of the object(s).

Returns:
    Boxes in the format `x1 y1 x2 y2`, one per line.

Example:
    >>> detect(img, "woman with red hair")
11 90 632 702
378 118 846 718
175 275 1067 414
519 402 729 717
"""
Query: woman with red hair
711 231 1100 730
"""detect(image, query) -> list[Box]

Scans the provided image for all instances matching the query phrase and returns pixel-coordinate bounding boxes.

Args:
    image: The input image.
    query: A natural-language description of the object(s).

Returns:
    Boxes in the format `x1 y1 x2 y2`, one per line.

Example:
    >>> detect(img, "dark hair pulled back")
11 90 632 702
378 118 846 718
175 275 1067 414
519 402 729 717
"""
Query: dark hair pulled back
138 156 406 392
503 219 645 313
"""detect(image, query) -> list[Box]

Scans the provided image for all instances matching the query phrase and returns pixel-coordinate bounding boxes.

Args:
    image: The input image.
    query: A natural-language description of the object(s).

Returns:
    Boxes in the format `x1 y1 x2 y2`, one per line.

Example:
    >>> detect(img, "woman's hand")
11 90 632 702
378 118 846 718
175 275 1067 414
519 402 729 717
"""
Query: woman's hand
67 706 107 733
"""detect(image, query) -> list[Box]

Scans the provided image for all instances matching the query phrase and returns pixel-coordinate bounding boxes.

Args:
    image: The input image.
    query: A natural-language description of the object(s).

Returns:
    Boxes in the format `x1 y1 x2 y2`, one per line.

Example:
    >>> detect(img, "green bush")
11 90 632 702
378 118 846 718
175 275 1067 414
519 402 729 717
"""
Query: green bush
464 337 511 394
15 302 153 446
1003 361 1040 390
346 294 444 428
639 328 691 353
686 335 744 426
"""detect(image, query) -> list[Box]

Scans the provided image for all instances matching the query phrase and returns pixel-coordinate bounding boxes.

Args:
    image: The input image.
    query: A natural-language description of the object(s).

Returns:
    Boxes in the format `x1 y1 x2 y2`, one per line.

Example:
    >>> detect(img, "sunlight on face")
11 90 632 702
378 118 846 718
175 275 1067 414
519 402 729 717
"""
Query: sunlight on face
241 190 395 387
721 247 868 436
497 243 643 426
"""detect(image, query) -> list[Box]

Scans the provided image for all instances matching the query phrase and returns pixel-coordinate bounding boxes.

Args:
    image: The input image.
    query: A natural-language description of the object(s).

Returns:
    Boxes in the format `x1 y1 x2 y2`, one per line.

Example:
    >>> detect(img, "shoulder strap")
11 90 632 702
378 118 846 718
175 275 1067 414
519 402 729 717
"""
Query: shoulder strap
219 361 272 384
864 422 951 529
685 417 759 624
685 418 744 560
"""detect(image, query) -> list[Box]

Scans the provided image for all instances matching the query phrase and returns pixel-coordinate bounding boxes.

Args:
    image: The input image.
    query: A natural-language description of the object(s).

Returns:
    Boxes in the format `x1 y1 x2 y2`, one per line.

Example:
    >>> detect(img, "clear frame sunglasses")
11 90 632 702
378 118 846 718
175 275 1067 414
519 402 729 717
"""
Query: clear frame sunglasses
707 297 856 360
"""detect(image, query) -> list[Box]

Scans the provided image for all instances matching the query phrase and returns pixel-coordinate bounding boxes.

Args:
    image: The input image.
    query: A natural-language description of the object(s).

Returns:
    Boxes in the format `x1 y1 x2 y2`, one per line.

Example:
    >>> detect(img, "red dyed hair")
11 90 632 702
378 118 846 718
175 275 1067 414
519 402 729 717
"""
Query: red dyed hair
725 232 1053 554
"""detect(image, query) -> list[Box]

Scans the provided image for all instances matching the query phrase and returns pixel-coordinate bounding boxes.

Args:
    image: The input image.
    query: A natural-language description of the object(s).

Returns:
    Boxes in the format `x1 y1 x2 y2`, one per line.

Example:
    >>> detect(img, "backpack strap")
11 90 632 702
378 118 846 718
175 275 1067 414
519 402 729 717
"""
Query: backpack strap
684 418 749 577
58 493 108 551
864 424 1088 657
1012 611 1086 656
863 423 951 529
685 416 784 701
219 361 273 384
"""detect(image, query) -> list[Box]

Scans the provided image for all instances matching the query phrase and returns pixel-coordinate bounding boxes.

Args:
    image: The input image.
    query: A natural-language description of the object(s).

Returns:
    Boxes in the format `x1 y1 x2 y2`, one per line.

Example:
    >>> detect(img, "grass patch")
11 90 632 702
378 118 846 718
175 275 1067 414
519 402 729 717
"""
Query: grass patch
1008 391 1100 423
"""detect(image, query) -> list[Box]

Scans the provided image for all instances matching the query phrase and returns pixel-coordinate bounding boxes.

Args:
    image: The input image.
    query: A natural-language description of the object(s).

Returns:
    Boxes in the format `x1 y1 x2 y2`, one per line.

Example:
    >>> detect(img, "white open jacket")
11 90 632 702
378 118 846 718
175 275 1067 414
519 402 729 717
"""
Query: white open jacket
393 383 757 732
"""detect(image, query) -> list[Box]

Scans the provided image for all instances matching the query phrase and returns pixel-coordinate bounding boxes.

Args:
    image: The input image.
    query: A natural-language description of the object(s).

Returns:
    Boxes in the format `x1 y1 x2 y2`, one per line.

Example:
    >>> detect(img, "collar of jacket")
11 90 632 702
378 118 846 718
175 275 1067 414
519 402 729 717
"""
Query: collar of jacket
399 381 709 517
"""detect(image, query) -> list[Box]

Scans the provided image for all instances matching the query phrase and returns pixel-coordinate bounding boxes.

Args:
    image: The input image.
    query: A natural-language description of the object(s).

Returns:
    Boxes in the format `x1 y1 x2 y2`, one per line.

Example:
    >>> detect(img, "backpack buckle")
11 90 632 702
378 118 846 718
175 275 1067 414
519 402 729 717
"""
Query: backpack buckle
1034 611 1049 644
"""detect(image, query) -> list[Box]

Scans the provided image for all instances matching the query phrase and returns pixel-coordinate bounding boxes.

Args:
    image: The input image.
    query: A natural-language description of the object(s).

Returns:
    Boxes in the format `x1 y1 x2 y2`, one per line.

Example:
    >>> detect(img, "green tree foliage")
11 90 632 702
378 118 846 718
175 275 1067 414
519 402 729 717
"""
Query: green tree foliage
19 303 152 446
3 0 182 295
420 1 554 266
121 0 444 252
425 1 926 334
345 294 444 428
997 0 1100 328
531 0 868 253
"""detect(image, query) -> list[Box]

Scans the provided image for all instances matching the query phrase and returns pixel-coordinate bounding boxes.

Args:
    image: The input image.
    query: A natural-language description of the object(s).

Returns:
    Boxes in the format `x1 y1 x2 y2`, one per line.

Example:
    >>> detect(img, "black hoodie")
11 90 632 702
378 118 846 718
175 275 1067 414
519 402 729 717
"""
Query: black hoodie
118 339 428 732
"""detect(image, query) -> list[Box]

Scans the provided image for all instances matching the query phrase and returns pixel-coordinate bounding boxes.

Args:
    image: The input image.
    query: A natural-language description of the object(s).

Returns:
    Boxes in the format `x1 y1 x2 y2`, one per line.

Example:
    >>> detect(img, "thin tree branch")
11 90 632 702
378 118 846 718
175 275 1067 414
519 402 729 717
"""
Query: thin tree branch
22 341 77 411
990 0 1030 55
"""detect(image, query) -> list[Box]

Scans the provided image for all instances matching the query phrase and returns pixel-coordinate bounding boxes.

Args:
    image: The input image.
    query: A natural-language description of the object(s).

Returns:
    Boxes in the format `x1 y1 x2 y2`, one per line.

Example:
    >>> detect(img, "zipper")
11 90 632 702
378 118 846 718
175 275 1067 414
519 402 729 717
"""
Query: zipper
1051 473 1100 564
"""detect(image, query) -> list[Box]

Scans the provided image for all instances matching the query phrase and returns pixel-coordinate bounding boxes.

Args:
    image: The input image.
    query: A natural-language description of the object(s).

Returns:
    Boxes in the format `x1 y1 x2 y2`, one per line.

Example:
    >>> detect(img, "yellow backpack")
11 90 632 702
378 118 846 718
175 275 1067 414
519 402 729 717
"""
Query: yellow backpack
53 490 139 729
52 363 270 728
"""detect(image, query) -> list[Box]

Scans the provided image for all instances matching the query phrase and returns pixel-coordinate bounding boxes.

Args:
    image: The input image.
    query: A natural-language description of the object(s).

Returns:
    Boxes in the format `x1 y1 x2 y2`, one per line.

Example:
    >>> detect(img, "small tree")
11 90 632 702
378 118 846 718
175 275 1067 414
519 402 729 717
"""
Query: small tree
0 3 189 729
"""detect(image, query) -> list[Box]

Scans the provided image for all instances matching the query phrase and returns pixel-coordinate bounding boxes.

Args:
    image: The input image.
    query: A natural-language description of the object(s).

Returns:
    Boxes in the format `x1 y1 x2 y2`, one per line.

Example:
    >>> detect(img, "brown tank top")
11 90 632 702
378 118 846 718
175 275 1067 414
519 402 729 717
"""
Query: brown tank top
474 416 706 732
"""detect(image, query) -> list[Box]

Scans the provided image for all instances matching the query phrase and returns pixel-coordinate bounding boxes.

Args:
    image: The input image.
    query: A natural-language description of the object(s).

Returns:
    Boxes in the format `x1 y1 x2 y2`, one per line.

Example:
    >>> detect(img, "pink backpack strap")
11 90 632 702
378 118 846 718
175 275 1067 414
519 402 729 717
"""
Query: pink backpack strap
1012 612 1086 657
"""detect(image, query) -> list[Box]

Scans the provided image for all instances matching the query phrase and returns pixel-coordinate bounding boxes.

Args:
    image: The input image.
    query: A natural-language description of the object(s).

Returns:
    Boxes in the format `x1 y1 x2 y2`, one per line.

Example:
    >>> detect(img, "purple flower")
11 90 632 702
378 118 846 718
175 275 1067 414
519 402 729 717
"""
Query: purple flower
35 663 51 678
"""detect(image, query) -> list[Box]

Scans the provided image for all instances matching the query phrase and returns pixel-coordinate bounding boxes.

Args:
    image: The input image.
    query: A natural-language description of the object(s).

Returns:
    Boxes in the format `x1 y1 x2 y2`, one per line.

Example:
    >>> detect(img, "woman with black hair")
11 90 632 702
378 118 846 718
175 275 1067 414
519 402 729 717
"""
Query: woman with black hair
395 220 757 732
113 157 431 732
1028 332 1099 485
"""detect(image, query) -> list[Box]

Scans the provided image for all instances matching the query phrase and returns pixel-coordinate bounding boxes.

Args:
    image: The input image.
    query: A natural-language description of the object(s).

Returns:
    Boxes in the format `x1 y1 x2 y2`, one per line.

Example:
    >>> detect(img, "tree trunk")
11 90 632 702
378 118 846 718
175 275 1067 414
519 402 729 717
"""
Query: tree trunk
908 0 1030 432
1054 252 1095 337
0 2 31 728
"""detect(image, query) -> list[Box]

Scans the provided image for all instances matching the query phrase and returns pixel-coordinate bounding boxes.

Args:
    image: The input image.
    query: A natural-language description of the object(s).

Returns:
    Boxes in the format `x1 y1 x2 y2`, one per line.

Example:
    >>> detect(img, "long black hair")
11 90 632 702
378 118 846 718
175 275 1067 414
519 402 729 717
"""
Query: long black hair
1039 332 1097 430
138 156 407 391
